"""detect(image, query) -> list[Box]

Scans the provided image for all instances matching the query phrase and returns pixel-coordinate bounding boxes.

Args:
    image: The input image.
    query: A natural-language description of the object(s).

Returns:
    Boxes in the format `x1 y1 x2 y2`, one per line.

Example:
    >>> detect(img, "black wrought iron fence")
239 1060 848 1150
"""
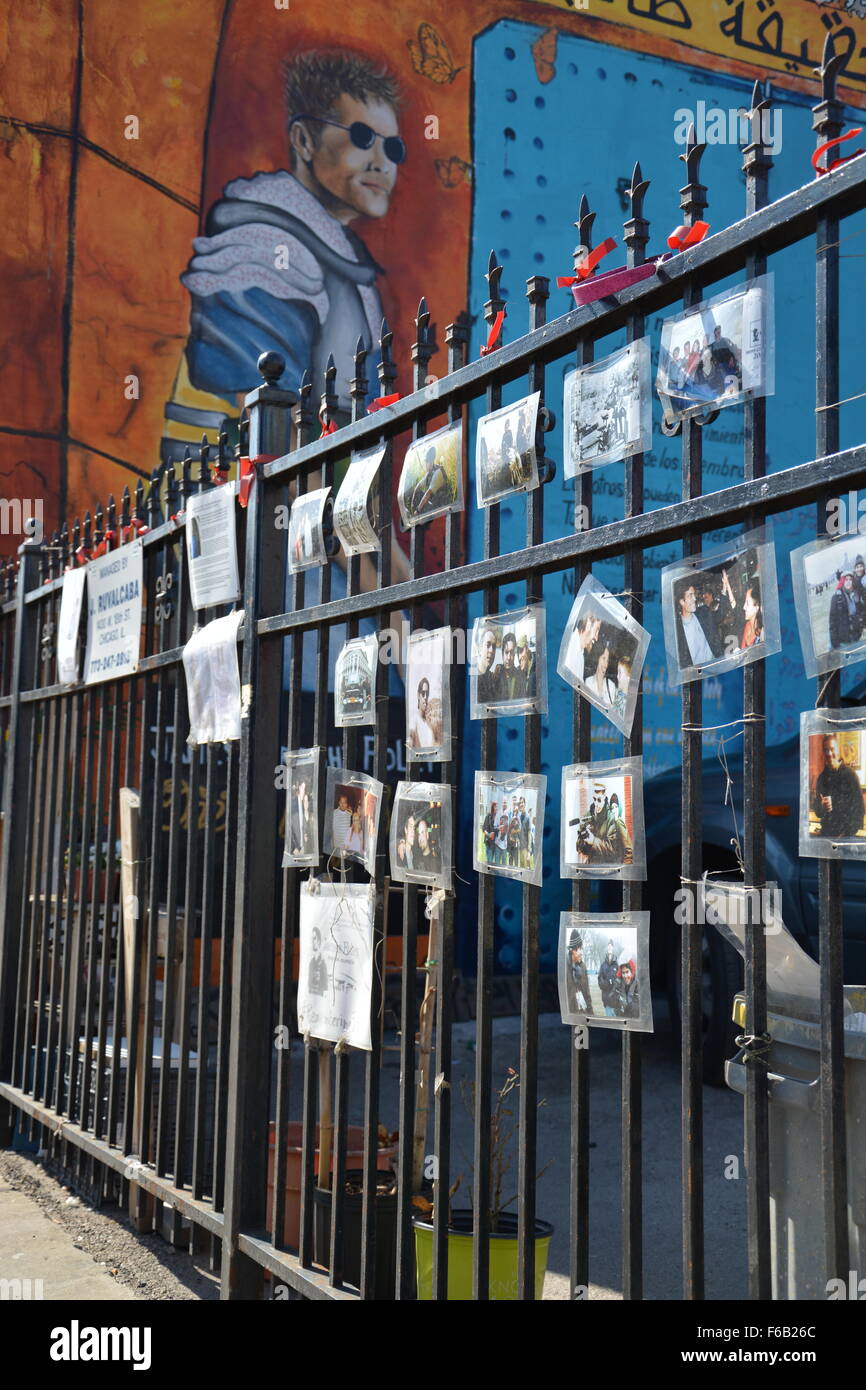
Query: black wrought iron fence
1 44 865 1301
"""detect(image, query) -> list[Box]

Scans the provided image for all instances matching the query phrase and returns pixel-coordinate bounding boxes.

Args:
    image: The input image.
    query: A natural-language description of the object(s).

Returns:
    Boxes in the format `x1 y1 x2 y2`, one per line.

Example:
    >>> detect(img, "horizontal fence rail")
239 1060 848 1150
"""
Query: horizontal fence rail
1 48 864 1301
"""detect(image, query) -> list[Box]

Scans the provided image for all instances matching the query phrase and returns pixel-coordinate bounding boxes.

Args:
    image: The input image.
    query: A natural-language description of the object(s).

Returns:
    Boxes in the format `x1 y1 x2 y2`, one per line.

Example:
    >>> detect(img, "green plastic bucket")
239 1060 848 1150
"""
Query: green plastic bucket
413 1210 553 1300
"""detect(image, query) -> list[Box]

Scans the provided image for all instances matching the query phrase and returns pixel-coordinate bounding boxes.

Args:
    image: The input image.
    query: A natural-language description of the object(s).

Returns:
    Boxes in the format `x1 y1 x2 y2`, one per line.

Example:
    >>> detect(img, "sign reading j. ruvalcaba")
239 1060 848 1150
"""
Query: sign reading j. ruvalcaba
534 0 866 94
83 540 144 685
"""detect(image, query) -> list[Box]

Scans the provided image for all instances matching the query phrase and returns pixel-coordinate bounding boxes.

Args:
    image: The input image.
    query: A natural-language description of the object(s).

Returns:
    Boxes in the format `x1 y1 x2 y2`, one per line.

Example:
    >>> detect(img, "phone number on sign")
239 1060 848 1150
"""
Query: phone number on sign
89 651 134 673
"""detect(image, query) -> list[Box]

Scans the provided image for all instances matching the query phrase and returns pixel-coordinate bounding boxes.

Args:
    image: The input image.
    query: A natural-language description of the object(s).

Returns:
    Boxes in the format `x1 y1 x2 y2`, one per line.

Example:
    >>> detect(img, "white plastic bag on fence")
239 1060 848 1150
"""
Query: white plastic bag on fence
182 609 244 745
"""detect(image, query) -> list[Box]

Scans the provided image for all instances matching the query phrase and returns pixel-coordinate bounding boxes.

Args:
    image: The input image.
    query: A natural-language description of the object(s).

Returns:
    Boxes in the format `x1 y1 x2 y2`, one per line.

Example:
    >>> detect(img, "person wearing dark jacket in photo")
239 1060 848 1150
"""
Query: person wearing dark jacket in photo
615 959 640 1020
812 735 865 839
565 931 594 1016
598 940 620 1017
829 571 865 649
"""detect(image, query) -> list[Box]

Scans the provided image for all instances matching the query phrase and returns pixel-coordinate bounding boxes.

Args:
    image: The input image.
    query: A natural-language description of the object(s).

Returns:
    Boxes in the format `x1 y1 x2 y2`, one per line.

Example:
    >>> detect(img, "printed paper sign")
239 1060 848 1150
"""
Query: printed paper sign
297 881 374 1051
83 539 143 684
185 485 241 610
57 566 87 684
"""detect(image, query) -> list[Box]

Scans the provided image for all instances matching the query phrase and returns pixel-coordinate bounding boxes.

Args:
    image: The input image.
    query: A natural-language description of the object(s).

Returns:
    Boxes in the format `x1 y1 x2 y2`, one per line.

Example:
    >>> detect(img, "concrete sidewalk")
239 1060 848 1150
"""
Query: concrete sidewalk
0 1177 138 1300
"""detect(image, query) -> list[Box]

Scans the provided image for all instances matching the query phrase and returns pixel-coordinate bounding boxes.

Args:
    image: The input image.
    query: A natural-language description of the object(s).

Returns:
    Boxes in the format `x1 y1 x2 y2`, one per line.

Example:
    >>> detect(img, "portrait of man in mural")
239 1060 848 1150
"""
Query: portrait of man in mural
180 49 404 421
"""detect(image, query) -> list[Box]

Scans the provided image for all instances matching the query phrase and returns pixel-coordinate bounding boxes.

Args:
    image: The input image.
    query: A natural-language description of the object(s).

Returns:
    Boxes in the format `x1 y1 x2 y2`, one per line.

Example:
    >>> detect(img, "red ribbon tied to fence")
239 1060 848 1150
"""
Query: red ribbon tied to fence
121 519 149 543
556 236 618 288
91 528 116 558
237 456 255 509
667 221 710 252
319 412 337 438
367 393 401 413
812 129 865 177
479 309 506 356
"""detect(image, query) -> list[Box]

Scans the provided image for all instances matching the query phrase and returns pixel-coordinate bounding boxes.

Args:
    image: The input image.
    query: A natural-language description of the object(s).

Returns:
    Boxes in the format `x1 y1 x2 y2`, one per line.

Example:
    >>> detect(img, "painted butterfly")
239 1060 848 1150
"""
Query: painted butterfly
407 22 465 84
532 27 558 85
434 155 472 188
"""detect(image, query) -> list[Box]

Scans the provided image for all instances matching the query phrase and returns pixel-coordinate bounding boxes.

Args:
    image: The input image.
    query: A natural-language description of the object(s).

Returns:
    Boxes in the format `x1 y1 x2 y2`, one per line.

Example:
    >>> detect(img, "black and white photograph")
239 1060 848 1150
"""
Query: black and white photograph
332 444 384 557
557 912 653 1033
405 626 453 763
287 485 331 573
397 420 463 527
661 530 781 686
563 338 651 477
335 632 378 727
656 274 773 425
557 575 649 736
389 782 452 891
561 757 645 881
281 747 320 868
469 605 547 718
475 390 540 506
800 709 866 861
297 880 375 1052
473 770 547 886
323 768 384 877
791 536 866 678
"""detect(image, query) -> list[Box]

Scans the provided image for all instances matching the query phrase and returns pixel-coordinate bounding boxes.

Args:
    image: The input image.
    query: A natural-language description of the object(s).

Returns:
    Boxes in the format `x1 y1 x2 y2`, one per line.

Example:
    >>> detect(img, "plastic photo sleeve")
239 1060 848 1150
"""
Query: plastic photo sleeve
397 420 463 528
406 626 453 764
799 708 866 860
475 390 540 507
323 767 384 877
561 757 646 881
791 535 866 679
333 445 384 557
287 486 331 573
563 338 651 478
557 575 649 736
297 880 375 1052
335 632 378 727
282 747 321 869
57 565 87 685
557 912 653 1033
389 782 453 891
181 609 244 745
473 770 547 887
185 484 241 610
660 527 781 687
469 605 548 718
655 273 774 426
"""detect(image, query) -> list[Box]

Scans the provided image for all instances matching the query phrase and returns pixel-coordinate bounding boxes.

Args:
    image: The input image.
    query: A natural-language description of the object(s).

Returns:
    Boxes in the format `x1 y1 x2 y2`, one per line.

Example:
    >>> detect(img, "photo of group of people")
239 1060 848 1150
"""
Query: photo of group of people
389 782 451 890
800 713 866 859
662 533 780 685
323 769 383 877
473 771 546 885
792 536 866 677
405 627 452 762
397 421 463 527
563 339 651 476
558 576 648 736
558 914 652 1032
470 607 546 716
561 758 645 880
332 445 384 557
656 278 770 424
475 391 540 506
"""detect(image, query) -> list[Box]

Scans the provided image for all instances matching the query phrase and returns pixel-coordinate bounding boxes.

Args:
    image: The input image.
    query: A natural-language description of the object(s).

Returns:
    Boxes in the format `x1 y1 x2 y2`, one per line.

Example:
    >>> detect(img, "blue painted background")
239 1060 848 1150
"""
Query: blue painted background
456 18 866 975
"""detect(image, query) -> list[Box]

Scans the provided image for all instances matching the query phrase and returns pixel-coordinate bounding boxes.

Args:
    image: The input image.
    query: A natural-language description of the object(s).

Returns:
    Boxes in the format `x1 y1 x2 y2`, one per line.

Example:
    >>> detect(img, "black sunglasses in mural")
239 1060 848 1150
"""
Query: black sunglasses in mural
290 114 406 165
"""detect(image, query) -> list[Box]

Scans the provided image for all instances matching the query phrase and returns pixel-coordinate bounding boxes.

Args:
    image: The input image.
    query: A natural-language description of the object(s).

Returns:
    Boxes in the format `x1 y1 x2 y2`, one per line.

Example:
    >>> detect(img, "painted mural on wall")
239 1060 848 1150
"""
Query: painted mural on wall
2 0 866 974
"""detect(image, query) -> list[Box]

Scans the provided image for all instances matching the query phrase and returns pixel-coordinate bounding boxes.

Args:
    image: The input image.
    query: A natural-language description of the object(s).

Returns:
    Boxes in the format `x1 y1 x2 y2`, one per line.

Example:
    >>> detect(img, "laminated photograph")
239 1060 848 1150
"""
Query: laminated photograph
563 338 651 477
297 879 375 1052
287 485 331 573
475 390 540 506
405 626 453 764
397 420 463 527
57 565 87 685
332 444 384 557
281 747 321 869
185 483 241 610
561 756 646 881
389 781 452 891
469 604 547 718
335 632 378 727
557 574 649 736
323 767 384 877
473 770 547 887
656 273 774 425
790 535 866 678
799 708 866 861
557 912 653 1033
181 609 244 745
660 528 780 686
